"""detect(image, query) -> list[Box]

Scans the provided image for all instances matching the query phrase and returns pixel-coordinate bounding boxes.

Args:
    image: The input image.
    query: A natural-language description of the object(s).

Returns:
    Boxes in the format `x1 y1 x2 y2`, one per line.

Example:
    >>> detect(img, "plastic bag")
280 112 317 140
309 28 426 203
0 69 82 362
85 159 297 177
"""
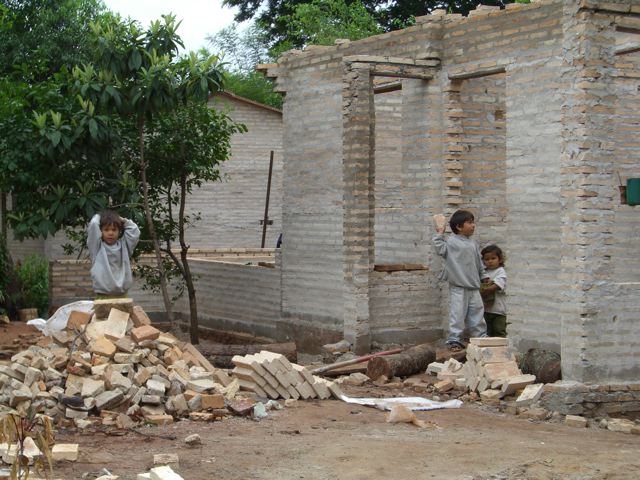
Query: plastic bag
27 300 94 336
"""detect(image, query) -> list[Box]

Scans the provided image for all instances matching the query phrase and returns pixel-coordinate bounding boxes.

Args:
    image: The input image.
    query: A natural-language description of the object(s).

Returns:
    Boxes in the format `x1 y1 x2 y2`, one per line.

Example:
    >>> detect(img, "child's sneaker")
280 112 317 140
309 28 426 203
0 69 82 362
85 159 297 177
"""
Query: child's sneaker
446 341 465 352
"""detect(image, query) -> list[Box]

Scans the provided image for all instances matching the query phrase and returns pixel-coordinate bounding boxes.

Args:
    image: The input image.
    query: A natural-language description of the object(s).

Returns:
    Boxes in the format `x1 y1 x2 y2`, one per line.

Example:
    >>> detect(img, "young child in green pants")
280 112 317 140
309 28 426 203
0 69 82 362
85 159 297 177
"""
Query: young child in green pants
480 244 507 337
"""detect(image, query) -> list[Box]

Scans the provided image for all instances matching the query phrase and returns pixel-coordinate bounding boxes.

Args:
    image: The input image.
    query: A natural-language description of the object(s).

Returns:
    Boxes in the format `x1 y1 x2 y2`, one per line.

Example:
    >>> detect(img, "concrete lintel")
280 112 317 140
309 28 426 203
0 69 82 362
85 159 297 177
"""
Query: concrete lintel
343 55 440 67
448 65 507 80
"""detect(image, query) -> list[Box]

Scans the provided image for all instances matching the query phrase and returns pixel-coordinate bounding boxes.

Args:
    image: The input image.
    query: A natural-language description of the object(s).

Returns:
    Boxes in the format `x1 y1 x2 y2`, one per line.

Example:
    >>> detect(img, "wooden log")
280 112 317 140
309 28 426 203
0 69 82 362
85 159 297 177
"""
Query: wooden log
310 348 402 375
200 342 297 368
366 344 436 380
520 348 561 384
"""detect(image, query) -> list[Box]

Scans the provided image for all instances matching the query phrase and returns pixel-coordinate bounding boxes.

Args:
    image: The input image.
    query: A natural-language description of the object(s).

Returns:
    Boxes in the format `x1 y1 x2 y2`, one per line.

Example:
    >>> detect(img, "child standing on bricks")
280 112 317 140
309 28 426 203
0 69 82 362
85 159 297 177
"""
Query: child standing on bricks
432 210 488 352
87 210 140 298
480 244 508 337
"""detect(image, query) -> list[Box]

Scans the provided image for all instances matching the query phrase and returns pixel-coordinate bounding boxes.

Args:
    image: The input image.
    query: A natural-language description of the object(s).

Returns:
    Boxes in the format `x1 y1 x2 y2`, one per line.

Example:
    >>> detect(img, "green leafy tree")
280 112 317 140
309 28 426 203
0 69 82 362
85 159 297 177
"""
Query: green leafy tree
62 14 227 339
0 0 105 80
207 24 282 108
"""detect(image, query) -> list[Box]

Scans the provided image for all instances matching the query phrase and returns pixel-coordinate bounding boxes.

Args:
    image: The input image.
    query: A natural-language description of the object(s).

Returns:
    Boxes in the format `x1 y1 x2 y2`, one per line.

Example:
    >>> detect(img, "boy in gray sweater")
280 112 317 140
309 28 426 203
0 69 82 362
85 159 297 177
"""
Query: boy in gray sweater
433 210 488 351
87 210 140 297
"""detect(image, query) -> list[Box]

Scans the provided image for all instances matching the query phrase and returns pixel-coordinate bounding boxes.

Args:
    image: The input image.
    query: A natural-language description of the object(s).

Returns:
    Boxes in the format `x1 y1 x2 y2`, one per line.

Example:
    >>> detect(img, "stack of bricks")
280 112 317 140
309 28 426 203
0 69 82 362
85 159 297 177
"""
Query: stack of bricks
463 337 535 401
232 351 343 400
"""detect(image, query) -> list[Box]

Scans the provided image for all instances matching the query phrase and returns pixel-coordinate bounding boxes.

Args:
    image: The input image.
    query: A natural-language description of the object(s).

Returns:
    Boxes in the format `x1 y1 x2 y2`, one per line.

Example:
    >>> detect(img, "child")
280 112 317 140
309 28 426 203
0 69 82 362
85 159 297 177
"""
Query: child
87 210 140 297
433 210 488 351
480 244 507 337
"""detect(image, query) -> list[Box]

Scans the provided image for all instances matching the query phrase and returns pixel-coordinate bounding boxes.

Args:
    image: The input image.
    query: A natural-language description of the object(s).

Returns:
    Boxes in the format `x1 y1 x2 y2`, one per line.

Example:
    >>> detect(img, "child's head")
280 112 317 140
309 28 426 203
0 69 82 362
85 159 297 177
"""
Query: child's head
481 244 504 269
449 210 475 237
99 210 123 246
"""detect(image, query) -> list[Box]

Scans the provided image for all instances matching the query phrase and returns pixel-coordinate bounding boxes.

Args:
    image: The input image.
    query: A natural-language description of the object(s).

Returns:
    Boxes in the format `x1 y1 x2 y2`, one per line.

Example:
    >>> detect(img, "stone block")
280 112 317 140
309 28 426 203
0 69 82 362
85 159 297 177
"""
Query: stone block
131 306 152 327
153 453 179 466
187 378 216 393
149 465 184 480
93 298 134 319
131 325 161 343
145 414 173 426
565 415 587 428
52 444 79 462
469 337 507 347
607 418 635 433
201 393 225 409
86 316 128 342
434 379 454 392
67 311 92 330
91 336 116 358
426 362 445 375
81 378 105 398
137 474 152 480
482 361 521 382
146 379 166 397
95 390 124 410
480 389 502 404
515 383 544 406
500 374 536 398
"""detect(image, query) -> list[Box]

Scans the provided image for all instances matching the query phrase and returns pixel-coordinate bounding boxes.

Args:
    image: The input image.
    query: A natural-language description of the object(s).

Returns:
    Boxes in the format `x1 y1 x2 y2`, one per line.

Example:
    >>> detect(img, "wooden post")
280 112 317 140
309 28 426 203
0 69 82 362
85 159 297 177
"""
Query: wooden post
261 150 274 248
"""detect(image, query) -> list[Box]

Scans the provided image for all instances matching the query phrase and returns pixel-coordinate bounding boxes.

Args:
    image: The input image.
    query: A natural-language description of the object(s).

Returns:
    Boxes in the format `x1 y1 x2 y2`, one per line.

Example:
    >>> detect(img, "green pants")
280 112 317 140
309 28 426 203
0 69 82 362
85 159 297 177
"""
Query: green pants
484 312 507 337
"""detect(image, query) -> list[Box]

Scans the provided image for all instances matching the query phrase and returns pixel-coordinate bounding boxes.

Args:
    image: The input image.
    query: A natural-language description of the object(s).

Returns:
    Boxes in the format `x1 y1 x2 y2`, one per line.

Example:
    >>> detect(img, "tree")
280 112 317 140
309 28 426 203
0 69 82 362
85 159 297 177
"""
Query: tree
207 23 283 108
67 14 227 341
0 0 105 80
271 0 382 56
141 104 246 343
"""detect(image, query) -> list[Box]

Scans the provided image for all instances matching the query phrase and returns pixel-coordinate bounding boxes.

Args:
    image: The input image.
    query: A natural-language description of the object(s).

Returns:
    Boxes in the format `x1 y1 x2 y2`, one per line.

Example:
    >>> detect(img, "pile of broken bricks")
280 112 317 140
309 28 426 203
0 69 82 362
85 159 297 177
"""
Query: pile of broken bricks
232 351 344 400
0 298 298 428
427 337 543 406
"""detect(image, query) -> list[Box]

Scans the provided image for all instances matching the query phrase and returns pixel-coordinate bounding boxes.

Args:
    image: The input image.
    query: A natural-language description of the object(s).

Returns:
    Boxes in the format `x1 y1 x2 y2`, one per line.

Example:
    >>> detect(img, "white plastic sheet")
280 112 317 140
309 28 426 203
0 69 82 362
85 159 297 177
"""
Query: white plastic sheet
26 300 94 336
337 394 462 411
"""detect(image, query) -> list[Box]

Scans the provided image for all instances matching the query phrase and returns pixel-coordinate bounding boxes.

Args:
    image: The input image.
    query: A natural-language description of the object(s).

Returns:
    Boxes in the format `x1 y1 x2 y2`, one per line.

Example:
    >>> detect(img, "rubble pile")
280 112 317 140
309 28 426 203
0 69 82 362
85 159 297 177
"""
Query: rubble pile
232 351 343 400
0 299 240 426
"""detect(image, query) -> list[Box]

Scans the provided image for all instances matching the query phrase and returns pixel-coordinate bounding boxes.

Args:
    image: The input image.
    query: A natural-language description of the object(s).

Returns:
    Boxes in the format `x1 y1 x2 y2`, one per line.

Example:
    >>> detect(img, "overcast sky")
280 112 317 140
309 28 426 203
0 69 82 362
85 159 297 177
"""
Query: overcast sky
102 0 239 53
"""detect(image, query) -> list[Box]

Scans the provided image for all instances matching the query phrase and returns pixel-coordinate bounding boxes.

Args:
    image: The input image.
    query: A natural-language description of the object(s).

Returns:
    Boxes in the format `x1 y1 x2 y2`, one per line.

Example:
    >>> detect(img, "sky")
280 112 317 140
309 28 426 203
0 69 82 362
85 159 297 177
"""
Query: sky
102 0 239 53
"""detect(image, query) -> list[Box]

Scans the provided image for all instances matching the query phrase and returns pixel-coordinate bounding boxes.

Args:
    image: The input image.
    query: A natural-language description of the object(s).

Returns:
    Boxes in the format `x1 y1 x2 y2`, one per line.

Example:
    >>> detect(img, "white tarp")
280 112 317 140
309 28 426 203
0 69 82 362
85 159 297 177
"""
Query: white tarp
337 394 462 411
26 300 94 336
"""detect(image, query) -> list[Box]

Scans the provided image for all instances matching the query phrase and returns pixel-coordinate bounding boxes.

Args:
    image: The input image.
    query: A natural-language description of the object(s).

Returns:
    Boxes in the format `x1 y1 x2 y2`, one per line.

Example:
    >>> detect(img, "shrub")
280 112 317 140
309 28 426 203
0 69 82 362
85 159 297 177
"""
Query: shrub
14 254 49 316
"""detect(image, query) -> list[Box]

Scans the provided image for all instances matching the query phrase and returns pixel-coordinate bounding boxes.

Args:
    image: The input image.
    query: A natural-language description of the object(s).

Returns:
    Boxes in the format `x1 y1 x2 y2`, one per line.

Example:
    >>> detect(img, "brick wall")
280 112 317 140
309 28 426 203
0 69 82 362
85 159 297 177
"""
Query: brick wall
49 253 281 339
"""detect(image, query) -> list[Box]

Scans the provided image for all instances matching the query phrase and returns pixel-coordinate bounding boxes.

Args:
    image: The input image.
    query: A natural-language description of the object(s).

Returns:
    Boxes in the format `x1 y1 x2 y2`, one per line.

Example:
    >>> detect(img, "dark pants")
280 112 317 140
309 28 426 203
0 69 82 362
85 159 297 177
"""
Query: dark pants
484 312 507 337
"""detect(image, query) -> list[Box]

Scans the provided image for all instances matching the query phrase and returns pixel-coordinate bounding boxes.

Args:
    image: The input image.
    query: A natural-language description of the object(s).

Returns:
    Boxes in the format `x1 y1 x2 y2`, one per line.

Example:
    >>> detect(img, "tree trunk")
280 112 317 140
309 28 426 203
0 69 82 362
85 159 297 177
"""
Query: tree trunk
199 342 297 368
366 343 436 380
178 166 198 344
137 118 174 325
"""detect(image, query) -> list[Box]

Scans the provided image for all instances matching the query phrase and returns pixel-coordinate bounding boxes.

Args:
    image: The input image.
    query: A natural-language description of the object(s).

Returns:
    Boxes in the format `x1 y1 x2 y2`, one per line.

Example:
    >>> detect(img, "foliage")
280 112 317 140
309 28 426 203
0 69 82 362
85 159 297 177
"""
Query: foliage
14 254 49 314
207 23 270 74
272 0 382 57
0 406 55 480
0 0 105 81
222 0 525 51
222 71 283 109
0 233 9 312
207 24 282 109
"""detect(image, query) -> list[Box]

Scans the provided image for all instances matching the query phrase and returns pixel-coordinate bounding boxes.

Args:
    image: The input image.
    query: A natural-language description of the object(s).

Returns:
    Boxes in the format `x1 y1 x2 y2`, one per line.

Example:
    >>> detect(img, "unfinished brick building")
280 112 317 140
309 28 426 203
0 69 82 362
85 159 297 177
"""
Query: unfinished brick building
258 0 640 383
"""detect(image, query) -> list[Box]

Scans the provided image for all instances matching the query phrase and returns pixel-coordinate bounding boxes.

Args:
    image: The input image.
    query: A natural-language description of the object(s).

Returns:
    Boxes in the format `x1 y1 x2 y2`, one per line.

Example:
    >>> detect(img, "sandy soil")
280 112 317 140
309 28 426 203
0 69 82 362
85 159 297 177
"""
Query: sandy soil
50 398 640 480
2 321 639 480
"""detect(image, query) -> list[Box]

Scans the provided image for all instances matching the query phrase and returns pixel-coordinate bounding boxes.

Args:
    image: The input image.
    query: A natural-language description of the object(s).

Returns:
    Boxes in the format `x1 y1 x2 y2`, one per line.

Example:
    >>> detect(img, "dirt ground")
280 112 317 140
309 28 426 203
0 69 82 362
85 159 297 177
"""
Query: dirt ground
2 322 639 480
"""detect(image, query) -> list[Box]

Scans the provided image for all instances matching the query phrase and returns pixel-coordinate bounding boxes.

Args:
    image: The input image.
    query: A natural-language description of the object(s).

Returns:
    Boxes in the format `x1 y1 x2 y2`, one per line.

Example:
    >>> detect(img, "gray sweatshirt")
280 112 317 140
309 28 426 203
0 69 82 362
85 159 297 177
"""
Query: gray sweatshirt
87 214 140 295
432 233 486 289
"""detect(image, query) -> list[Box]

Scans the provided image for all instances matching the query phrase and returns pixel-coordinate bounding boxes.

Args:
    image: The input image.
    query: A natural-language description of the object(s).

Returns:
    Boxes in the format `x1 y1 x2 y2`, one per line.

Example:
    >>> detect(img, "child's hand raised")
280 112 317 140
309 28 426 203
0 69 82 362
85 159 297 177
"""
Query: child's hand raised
433 214 446 234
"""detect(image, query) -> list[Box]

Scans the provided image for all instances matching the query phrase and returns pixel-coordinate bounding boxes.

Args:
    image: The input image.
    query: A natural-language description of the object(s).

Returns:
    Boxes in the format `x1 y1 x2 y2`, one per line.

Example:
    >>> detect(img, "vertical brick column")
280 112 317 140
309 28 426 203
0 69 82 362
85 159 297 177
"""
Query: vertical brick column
560 2 616 382
342 61 374 354
443 79 465 216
